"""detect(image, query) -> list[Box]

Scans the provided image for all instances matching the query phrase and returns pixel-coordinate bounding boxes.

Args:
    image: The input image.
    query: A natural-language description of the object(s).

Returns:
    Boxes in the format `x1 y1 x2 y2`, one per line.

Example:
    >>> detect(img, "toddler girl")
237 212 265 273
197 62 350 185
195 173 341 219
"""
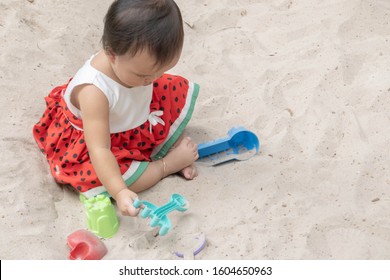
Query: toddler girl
33 0 200 216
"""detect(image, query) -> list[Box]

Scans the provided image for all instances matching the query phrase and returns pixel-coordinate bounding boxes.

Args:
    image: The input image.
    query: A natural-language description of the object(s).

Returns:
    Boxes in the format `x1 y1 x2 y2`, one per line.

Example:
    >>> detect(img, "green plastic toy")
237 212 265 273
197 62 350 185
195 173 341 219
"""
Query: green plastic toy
80 194 119 238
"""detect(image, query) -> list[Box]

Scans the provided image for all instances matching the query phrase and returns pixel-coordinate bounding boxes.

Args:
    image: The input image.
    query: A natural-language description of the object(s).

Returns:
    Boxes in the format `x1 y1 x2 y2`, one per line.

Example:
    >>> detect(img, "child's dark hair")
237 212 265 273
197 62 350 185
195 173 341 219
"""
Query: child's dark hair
102 0 184 67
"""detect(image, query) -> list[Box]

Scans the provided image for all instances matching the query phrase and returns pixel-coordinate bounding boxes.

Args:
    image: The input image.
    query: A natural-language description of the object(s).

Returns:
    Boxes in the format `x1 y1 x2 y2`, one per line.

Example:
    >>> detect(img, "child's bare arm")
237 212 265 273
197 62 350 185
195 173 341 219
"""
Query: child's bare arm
76 84 139 216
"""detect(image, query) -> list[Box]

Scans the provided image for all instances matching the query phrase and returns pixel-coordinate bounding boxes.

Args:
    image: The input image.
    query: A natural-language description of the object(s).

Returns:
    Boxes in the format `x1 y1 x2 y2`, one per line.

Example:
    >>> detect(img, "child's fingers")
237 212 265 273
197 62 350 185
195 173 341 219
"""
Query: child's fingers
126 205 140 217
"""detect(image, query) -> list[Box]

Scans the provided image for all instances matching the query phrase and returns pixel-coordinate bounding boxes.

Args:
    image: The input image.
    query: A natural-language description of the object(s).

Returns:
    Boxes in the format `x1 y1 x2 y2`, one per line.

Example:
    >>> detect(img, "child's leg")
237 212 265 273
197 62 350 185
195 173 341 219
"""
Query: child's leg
129 137 198 193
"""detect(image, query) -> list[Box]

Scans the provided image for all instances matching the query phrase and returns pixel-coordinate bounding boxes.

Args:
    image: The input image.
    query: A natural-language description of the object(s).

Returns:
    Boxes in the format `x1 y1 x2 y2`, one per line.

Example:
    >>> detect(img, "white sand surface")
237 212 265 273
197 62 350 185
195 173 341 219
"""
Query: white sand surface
1 0 390 259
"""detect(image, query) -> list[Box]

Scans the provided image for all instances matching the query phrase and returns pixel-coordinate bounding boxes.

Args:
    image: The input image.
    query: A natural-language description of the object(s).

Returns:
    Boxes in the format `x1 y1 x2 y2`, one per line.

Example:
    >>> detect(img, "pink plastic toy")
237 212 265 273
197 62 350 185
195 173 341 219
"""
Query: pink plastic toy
67 229 107 260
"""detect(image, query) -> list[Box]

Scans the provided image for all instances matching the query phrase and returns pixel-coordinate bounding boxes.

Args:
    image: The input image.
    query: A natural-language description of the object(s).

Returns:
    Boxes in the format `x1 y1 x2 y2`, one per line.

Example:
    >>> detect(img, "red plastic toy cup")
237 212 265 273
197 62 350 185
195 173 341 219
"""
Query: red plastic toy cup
67 229 107 260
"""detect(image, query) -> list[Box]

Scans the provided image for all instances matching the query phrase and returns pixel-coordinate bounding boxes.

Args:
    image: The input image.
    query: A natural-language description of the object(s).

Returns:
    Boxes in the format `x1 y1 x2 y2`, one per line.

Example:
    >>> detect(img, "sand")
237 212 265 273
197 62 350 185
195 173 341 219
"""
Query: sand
1 0 390 260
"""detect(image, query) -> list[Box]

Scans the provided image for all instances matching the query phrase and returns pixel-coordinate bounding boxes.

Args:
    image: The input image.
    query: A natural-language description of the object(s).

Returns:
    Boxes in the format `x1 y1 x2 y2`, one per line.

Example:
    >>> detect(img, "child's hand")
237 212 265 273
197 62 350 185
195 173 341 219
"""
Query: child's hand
114 188 140 217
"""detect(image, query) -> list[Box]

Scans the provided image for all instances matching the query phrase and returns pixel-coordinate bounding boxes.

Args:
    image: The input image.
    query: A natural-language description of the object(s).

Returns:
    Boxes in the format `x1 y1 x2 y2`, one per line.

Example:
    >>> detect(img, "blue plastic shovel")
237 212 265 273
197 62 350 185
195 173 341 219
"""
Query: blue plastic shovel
197 127 260 166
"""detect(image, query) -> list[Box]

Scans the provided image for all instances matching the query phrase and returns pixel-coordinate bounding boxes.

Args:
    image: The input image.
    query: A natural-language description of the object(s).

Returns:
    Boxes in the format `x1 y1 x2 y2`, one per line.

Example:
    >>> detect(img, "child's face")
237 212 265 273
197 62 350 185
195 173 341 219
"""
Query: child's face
110 49 180 87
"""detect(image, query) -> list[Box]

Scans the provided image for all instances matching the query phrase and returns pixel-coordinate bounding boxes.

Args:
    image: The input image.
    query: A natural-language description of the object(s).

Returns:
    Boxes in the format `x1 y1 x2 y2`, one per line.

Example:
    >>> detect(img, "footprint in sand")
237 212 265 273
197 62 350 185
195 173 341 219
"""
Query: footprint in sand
305 217 390 258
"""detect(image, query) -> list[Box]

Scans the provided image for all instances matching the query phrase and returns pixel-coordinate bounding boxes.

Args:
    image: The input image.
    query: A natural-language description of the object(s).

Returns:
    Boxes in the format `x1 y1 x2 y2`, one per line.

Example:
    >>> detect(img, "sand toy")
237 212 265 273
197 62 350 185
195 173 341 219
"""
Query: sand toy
67 229 107 260
174 232 207 259
80 194 119 238
197 126 260 166
133 194 189 236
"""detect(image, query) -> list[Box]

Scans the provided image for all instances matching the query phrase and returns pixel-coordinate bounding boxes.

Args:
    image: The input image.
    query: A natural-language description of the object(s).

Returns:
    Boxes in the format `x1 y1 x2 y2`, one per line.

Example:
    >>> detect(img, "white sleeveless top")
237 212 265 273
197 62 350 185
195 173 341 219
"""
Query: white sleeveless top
63 55 153 133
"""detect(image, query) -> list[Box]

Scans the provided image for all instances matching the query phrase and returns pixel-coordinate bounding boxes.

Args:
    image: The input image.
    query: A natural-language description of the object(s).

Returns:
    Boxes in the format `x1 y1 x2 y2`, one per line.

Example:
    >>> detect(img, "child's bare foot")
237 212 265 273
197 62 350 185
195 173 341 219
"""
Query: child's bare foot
163 137 199 178
180 163 198 180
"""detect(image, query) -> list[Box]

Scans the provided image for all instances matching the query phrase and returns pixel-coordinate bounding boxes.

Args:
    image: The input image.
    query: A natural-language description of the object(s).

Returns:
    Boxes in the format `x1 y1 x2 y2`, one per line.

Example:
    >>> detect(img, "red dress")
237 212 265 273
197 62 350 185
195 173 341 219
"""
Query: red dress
33 72 199 198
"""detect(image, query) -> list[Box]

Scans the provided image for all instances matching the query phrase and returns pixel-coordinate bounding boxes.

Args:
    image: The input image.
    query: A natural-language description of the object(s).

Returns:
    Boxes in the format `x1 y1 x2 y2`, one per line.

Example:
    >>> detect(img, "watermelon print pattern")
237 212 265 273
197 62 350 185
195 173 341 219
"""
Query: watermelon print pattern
33 74 199 198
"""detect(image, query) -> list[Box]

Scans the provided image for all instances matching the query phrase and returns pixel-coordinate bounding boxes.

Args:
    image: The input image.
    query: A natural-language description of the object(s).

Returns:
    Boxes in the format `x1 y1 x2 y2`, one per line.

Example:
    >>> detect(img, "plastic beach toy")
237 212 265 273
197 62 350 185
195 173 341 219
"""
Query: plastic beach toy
174 232 207 259
81 194 119 238
197 126 260 166
133 194 189 236
67 229 107 260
